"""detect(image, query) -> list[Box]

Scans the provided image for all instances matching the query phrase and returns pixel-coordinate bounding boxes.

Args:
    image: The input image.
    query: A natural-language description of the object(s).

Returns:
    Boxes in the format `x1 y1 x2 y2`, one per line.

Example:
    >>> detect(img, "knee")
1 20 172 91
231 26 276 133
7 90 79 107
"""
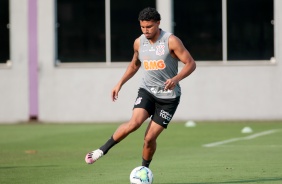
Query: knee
144 136 156 148
126 121 142 133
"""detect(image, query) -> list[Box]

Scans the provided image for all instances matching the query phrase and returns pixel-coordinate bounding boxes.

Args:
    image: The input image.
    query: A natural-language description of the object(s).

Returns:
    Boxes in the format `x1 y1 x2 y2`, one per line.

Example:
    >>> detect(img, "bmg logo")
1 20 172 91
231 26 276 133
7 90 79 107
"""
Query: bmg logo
143 60 166 70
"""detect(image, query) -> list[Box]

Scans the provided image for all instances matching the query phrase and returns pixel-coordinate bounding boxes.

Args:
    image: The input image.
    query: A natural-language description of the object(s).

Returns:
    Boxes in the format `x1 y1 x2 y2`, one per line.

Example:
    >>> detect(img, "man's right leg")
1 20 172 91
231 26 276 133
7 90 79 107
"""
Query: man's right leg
85 108 149 164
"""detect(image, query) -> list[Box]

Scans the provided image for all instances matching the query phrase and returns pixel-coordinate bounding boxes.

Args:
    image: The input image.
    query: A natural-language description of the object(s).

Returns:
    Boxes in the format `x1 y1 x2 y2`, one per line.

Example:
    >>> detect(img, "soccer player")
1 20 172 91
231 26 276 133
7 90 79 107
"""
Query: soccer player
85 7 196 168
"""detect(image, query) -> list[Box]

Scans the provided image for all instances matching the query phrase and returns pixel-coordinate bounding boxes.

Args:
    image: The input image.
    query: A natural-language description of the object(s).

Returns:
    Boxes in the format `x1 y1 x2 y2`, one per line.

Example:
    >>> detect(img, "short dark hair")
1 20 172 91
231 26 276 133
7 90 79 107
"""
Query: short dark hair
138 7 161 21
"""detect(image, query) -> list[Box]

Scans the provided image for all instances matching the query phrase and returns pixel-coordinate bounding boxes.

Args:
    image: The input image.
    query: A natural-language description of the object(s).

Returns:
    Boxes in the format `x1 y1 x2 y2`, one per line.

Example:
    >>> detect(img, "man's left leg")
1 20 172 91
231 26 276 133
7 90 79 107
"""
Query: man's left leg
142 121 164 168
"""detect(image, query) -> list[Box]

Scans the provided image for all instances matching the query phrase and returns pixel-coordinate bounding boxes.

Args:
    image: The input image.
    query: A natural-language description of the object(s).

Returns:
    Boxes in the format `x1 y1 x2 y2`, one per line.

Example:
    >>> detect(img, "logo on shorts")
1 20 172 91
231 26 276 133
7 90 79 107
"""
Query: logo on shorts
135 97 142 105
159 110 172 121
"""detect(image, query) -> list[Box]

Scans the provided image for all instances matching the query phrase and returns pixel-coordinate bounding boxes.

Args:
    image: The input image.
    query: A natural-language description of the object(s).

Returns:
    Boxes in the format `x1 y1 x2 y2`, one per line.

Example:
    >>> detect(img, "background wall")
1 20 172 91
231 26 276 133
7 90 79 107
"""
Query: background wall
0 0 29 122
0 0 281 123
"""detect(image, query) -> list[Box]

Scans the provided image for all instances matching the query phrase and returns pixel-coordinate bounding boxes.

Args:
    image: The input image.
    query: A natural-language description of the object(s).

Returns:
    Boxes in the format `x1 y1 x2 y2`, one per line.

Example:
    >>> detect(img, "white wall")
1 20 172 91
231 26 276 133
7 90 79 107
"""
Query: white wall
0 0 281 123
0 0 29 122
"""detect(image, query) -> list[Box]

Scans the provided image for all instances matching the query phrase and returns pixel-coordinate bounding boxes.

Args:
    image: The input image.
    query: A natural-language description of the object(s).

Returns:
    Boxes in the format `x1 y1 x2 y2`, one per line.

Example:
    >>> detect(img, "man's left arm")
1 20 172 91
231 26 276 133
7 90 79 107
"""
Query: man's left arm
164 35 196 90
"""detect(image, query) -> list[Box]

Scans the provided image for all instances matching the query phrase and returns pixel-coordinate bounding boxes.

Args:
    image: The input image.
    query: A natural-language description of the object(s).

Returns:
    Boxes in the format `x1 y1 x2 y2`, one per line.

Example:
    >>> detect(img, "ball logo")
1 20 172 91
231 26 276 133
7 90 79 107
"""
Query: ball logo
132 168 150 182
143 60 166 70
130 166 153 184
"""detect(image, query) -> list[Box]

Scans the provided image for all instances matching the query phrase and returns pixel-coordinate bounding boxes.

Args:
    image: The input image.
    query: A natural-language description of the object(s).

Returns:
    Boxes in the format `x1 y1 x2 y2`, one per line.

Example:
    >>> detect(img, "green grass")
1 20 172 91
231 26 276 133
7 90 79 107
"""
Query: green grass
0 121 282 184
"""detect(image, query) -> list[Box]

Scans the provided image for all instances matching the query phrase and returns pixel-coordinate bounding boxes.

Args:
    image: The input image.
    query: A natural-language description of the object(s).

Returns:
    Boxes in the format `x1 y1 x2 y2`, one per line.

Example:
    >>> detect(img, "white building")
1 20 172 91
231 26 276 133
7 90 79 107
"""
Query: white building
0 0 281 123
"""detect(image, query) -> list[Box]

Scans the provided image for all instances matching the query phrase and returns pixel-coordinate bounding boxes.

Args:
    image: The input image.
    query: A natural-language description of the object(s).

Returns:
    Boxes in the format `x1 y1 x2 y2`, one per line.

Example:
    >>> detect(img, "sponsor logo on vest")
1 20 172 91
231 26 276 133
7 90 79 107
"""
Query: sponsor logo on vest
143 60 166 70
150 87 172 94
143 41 149 47
160 110 172 121
149 47 155 52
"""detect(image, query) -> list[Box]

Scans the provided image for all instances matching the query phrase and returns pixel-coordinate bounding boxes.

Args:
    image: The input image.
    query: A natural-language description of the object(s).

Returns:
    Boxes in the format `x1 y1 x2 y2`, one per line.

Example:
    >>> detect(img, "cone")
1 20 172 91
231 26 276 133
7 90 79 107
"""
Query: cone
241 127 253 133
185 120 196 127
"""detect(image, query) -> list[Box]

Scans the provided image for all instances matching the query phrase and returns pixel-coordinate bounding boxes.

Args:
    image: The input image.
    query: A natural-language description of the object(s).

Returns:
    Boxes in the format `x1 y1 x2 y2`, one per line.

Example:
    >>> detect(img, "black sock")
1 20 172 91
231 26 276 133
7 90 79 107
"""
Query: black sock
142 158 152 168
99 136 118 155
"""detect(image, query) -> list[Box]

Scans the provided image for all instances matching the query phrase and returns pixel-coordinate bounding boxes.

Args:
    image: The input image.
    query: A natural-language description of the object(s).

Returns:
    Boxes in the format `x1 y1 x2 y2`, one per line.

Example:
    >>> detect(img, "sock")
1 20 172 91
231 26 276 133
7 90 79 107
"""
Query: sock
142 158 152 168
99 136 118 155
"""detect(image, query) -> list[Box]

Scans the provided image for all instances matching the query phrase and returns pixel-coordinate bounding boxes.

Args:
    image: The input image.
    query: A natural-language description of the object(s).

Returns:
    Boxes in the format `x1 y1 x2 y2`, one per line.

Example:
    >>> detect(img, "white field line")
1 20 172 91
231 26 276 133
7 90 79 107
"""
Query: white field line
203 129 280 148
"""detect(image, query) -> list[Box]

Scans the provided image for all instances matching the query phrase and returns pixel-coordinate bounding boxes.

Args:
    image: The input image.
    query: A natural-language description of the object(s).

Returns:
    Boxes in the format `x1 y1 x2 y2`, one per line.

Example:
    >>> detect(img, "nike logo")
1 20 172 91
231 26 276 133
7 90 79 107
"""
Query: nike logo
163 121 168 125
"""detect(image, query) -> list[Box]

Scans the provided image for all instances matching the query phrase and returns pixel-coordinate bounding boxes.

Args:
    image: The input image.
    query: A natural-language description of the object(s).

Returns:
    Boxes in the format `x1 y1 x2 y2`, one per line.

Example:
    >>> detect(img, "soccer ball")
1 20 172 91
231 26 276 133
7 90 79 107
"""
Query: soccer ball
129 166 153 184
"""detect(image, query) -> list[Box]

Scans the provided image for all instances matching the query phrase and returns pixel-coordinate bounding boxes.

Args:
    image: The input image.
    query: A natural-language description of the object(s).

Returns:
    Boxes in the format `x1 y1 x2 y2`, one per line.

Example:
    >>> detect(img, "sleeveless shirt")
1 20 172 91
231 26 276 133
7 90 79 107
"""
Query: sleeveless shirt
138 29 181 99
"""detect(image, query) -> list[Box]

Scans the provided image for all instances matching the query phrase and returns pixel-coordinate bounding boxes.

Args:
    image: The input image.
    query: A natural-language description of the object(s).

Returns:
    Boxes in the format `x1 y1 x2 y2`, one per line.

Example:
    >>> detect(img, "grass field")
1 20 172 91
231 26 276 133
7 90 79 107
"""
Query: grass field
0 121 282 184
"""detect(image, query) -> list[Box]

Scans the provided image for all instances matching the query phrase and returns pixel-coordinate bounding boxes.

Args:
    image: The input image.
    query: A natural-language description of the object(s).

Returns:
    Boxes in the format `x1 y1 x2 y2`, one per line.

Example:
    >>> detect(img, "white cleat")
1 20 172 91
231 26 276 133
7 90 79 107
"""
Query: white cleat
85 149 104 164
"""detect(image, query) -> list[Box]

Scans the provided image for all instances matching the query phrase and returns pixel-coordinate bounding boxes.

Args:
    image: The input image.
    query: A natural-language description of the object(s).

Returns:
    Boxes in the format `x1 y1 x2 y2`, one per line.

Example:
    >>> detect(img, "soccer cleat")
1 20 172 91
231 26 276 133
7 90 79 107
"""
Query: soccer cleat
85 149 104 164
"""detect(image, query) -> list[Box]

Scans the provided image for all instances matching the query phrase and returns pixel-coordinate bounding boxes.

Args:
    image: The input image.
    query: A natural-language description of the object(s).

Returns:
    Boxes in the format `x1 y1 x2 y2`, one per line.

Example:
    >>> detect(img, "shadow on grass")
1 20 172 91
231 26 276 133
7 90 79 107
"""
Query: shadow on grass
159 177 282 184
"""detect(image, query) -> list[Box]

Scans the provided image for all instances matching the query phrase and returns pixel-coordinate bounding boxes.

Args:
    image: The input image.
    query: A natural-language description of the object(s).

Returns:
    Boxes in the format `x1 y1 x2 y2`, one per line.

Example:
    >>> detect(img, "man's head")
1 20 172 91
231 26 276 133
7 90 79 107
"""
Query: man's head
138 7 161 40
138 7 161 22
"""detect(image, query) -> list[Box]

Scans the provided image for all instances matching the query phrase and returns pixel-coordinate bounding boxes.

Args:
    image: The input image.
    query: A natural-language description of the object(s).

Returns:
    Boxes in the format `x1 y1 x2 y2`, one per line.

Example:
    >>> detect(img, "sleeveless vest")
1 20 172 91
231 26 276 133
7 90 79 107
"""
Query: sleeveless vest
138 30 181 99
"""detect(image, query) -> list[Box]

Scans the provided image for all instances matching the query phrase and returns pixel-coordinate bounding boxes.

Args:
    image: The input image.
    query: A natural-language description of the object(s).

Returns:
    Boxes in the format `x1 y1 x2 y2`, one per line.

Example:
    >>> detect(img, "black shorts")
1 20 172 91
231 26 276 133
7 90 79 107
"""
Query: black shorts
133 88 180 128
